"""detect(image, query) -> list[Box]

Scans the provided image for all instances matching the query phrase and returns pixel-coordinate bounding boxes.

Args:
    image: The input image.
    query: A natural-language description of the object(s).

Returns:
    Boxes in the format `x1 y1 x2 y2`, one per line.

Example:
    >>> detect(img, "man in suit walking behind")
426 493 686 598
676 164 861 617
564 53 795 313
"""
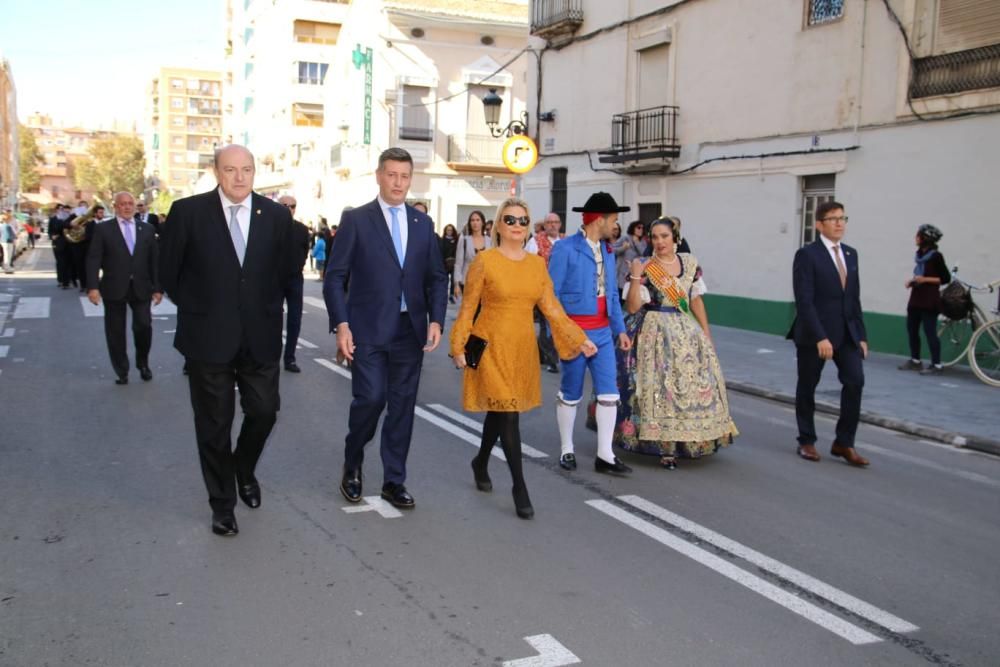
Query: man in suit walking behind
277 194 311 373
324 147 448 509
160 145 296 536
788 201 870 467
86 192 162 385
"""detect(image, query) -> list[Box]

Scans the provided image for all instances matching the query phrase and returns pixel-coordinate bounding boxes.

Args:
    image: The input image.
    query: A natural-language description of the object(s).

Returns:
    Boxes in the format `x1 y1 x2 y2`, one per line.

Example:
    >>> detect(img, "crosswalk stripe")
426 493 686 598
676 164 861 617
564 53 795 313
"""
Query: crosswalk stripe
617 494 919 634
425 403 547 458
587 499 883 645
13 297 50 319
304 296 327 310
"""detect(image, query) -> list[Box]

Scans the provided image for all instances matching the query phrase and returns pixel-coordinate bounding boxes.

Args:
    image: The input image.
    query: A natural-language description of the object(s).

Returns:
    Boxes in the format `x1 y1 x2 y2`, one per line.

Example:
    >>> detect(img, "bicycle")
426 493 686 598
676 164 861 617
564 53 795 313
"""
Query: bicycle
937 268 1000 387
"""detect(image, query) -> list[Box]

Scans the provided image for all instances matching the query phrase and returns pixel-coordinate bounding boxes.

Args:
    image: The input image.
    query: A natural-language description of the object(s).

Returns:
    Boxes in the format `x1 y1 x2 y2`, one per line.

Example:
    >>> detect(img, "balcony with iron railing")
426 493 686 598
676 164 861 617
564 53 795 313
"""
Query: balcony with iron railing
530 0 583 39
598 105 680 168
910 44 1000 99
447 134 506 170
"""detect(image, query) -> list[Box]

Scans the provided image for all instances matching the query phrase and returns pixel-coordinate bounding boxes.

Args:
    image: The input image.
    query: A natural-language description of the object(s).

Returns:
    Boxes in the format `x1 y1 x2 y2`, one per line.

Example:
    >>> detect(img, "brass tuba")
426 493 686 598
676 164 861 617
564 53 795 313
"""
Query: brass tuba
64 200 106 243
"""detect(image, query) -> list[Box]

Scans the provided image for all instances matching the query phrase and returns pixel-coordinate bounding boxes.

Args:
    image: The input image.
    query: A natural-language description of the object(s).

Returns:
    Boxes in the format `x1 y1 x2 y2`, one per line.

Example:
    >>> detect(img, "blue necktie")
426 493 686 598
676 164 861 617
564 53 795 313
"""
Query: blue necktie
229 205 246 266
390 207 406 311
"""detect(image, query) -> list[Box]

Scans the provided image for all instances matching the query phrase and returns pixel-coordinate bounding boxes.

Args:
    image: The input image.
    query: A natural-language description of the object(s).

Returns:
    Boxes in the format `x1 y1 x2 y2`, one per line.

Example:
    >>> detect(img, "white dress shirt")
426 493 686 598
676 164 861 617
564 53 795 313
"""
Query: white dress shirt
219 188 252 243
377 195 408 258
819 233 848 273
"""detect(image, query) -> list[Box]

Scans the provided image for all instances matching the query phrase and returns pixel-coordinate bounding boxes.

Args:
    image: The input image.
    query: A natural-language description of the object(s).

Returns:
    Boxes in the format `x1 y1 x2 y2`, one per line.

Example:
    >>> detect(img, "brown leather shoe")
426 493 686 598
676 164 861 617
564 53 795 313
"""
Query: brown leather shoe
797 444 821 462
830 443 869 467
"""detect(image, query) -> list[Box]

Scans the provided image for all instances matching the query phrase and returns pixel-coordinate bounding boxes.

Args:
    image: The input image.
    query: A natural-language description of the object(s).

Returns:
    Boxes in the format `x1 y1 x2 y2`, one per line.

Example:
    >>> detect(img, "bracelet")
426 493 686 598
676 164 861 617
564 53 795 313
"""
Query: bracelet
628 275 643 281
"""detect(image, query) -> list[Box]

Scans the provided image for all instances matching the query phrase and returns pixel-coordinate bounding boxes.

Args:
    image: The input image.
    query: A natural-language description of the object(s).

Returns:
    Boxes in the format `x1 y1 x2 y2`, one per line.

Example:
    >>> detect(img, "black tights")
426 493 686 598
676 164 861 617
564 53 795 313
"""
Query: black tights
476 411 524 488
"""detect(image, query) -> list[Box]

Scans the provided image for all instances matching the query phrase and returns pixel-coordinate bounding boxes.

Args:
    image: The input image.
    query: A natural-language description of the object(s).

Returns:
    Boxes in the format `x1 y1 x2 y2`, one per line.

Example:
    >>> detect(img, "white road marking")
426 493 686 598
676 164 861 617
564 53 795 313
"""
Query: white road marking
855 442 1000 490
616 495 919 634
0 345 8 358
283 332 318 349
502 634 580 667
152 300 176 315
413 406 508 461
341 496 403 519
587 499 883 645
13 297 50 319
756 348 775 354
315 357 352 379
304 296 327 310
425 403 547 458
80 297 103 317
0 294 12 302
1 328 13 337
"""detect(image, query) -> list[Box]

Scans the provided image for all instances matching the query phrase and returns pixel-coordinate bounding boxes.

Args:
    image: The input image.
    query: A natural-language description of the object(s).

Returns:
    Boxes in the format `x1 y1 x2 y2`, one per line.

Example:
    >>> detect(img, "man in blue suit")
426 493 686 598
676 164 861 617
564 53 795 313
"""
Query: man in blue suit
787 201 870 467
324 147 448 508
549 192 633 476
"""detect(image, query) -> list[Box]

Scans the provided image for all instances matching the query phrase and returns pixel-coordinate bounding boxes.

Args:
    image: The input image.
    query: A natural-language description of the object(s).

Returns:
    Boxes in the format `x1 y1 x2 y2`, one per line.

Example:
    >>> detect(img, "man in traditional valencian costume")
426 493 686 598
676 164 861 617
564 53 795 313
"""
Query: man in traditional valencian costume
548 193 633 475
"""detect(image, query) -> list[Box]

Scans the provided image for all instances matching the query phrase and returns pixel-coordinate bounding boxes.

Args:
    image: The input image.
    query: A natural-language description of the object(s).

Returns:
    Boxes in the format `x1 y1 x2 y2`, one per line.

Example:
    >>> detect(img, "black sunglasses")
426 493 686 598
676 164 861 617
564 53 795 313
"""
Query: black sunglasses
284 203 296 209
502 214 530 227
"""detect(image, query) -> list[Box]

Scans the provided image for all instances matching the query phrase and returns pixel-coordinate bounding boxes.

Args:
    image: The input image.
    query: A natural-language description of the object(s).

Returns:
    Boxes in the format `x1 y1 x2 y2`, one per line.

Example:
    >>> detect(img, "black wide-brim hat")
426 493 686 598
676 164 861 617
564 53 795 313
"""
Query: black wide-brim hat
572 191 631 214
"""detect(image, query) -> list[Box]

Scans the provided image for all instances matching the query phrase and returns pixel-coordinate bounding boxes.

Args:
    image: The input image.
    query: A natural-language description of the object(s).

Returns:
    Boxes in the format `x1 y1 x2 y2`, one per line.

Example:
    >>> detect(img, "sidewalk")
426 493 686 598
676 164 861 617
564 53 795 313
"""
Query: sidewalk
710 325 1000 456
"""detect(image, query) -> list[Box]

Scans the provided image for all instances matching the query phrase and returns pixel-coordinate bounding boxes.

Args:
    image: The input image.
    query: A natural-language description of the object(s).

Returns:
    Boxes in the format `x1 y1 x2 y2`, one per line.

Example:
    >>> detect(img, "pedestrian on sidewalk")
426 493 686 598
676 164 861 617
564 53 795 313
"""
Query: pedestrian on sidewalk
453 210 491 300
0 212 16 273
615 216 737 469
450 198 595 519
899 224 950 376
787 201 870 467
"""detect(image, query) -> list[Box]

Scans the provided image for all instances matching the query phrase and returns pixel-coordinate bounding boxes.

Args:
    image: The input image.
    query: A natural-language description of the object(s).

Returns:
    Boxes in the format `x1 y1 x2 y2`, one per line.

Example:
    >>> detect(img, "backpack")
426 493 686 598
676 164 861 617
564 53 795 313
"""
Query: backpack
939 281 972 320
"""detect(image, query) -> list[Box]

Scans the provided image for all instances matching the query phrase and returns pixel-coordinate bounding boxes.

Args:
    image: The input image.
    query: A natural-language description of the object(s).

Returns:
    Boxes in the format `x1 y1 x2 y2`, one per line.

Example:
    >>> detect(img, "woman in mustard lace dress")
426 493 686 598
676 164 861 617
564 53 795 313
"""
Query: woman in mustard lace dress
615 217 738 469
450 198 596 519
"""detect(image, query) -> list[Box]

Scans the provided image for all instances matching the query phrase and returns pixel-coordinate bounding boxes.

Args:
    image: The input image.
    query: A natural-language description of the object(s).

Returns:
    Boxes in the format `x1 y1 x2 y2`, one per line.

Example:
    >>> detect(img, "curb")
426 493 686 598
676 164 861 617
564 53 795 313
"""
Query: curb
726 380 1000 458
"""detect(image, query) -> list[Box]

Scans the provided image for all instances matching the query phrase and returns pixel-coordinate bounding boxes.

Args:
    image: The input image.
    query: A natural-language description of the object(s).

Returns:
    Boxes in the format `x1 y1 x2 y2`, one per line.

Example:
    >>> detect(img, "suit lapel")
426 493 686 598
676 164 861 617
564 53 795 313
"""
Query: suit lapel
575 234 596 264
211 190 245 268
403 205 420 268
369 199 401 268
812 240 842 292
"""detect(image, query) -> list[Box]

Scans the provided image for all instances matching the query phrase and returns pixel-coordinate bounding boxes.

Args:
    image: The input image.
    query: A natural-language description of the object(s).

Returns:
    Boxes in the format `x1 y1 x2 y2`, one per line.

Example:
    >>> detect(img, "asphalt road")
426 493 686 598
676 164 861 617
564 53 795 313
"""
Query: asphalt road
2 257 998 666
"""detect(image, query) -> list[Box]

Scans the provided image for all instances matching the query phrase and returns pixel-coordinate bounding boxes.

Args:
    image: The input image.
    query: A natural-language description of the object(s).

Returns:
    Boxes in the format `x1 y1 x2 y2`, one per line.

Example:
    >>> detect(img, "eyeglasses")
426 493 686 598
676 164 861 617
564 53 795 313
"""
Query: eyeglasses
502 215 530 227
820 216 848 224
283 203 296 209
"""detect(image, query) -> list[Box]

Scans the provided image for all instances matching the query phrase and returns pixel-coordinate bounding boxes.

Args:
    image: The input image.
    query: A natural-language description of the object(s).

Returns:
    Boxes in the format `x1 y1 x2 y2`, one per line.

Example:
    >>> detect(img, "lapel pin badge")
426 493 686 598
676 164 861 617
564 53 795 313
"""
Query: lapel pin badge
256 209 262 215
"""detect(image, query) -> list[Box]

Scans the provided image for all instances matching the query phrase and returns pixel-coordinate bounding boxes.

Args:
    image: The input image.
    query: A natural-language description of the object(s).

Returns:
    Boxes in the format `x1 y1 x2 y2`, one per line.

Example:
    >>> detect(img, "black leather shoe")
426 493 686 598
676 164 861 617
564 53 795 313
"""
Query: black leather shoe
138 366 153 381
471 458 492 492
340 468 362 503
284 361 301 373
211 512 239 536
595 456 632 475
114 375 128 385
545 364 559 374
558 453 577 471
381 482 415 509
237 480 261 509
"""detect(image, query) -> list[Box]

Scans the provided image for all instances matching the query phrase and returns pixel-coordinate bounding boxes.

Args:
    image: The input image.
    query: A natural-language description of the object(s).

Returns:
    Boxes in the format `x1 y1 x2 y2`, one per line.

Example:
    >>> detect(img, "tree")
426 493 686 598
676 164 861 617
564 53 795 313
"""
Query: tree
73 134 145 202
18 124 43 192
151 189 174 216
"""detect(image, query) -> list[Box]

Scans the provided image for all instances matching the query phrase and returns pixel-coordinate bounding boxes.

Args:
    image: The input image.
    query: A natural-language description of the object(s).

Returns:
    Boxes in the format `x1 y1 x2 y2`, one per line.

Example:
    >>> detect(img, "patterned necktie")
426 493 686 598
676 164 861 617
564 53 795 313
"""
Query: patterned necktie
832 244 847 289
122 220 135 255
229 205 246 266
389 207 406 311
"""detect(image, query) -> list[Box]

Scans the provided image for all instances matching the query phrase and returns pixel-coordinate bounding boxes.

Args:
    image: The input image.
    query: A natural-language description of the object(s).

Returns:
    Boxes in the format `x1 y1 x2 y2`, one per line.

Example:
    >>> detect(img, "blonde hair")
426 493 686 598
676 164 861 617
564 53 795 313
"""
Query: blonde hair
491 197 531 247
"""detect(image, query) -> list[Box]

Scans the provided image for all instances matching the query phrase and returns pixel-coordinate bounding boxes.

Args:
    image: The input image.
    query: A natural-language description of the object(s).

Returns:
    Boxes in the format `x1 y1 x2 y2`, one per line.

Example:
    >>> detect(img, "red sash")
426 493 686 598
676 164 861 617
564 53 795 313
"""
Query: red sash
570 296 610 330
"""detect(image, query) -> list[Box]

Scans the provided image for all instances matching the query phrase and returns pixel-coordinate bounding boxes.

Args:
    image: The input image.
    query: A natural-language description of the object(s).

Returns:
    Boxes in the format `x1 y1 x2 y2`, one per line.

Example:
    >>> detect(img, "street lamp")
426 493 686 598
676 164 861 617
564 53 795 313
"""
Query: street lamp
482 88 529 138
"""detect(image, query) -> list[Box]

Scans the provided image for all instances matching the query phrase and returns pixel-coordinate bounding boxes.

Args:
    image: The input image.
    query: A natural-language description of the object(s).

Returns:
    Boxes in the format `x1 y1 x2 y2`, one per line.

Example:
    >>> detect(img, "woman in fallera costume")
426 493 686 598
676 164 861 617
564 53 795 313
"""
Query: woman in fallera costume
614 217 738 469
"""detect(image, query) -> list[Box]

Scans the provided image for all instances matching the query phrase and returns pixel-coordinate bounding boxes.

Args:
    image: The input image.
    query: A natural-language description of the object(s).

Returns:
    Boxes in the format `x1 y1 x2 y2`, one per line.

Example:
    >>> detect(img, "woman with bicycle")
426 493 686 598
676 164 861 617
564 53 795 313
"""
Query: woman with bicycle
899 224 951 375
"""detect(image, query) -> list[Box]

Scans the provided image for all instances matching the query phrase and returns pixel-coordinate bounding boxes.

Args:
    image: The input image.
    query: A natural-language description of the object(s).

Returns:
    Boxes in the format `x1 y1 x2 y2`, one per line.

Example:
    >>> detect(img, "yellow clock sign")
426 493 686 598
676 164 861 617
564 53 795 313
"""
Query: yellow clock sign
502 135 538 174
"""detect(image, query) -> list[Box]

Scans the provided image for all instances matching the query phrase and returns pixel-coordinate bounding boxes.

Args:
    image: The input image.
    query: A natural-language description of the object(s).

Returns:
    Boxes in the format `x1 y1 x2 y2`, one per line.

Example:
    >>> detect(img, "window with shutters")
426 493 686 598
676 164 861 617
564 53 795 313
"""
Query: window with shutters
800 174 835 246
399 85 433 141
910 0 1000 98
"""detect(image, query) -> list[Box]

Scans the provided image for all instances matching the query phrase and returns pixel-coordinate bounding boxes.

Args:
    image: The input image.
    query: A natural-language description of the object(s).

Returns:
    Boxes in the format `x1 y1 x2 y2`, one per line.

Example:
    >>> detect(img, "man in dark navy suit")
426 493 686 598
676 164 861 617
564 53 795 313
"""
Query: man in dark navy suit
324 147 448 509
160 145 297 536
787 201 870 467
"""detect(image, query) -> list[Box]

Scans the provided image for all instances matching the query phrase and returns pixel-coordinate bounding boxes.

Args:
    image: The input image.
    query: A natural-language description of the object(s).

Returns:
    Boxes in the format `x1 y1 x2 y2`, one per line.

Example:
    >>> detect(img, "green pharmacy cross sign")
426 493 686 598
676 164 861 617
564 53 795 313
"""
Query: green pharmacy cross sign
352 44 373 146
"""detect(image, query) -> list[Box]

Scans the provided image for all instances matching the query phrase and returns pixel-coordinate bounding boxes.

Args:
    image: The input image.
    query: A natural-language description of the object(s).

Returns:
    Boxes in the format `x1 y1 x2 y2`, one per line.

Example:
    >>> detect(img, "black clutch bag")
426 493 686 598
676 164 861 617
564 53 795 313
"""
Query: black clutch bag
464 334 488 369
